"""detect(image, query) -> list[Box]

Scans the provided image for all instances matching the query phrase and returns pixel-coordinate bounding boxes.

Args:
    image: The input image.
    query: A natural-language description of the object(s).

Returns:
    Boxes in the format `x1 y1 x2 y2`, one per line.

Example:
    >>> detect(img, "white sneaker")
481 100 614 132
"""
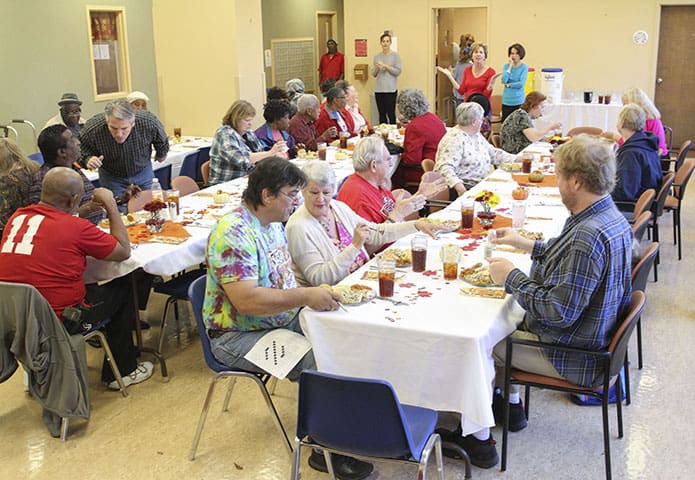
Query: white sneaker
107 361 154 390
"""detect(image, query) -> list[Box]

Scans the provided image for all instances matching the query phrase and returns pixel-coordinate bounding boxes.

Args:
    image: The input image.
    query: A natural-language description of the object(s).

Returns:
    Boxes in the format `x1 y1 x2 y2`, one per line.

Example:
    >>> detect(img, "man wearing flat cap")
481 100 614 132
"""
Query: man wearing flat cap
43 93 86 136
318 38 344 84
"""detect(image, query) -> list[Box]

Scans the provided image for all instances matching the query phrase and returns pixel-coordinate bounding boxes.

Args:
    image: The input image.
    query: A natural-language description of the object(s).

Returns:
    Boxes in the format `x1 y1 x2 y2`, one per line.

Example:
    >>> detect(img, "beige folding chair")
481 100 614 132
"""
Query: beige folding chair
127 190 153 213
567 126 603 137
171 175 200 196
201 161 211 186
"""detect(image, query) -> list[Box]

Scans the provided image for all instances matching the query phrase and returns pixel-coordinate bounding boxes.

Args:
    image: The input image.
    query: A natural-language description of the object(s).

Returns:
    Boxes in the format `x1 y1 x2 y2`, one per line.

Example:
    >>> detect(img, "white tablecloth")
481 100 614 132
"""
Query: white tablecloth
536 101 622 133
300 147 568 435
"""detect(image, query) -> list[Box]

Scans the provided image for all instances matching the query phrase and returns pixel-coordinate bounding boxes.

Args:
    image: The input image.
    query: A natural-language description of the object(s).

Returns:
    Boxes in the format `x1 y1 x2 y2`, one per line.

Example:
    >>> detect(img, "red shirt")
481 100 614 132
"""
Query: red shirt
318 51 345 83
457 66 496 101
336 174 395 224
399 112 447 184
314 107 355 141
0 204 117 316
288 113 320 151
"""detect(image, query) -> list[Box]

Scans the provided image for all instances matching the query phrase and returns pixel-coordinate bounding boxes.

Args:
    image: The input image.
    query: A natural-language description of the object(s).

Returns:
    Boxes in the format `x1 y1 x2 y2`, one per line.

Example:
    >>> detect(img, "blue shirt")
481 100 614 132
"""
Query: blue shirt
505 195 633 387
501 63 529 106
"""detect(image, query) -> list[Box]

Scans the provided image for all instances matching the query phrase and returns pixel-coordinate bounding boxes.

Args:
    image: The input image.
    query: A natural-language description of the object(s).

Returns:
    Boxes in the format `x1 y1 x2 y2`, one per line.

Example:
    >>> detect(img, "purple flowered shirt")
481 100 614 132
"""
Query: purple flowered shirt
203 204 298 331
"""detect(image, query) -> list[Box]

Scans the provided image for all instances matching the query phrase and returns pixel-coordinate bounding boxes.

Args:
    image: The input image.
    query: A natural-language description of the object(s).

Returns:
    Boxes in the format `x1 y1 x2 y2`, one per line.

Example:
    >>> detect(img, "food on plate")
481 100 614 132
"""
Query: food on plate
528 170 545 183
459 262 498 287
381 248 412 267
511 187 529 200
335 151 348 160
501 162 522 172
100 213 139 229
305 150 318 159
460 287 506 299
212 190 230 204
360 270 406 281
297 148 307 158
425 217 460 232
517 229 544 241
323 284 376 305
547 135 570 145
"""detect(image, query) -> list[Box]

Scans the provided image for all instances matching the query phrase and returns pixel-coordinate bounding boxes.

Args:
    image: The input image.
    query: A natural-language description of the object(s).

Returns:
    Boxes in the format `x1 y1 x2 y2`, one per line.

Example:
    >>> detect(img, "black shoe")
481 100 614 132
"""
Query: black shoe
308 449 374 480
436 427 499 469
133 320 151 331
492 392 528 432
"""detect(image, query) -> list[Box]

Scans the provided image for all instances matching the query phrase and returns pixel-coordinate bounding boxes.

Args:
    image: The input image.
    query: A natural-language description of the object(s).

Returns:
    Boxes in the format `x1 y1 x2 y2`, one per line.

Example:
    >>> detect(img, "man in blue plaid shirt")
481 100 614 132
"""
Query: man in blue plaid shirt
489 134 633 432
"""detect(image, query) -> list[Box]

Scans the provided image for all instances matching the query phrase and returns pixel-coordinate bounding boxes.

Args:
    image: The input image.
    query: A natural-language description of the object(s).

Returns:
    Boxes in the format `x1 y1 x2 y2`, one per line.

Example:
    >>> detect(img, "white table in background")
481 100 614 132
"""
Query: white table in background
536 101 622 133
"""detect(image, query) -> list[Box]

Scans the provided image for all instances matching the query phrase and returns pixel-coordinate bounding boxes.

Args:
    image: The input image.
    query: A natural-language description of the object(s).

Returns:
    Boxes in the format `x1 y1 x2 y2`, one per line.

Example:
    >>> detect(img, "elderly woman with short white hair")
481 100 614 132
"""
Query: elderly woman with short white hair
434 102 517 197
286 161 441 287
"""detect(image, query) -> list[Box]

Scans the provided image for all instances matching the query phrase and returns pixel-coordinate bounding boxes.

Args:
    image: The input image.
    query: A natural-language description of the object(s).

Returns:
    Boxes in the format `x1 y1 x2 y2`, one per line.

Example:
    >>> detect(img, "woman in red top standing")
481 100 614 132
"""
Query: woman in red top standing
438 42 499 102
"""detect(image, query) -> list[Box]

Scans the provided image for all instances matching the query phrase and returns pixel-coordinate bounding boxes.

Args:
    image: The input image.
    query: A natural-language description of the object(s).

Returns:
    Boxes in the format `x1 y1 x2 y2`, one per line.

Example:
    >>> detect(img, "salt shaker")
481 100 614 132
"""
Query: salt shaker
485 230 496 260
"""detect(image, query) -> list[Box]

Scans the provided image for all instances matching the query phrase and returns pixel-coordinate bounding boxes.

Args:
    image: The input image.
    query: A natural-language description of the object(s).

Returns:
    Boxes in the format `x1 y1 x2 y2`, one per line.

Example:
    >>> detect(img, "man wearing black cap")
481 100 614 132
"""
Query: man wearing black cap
318 38 344 84
43 93 86 136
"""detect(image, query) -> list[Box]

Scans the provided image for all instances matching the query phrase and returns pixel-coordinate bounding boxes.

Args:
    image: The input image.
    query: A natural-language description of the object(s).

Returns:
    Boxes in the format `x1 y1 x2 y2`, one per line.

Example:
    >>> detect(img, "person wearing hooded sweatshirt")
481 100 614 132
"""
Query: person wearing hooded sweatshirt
612 103 662 208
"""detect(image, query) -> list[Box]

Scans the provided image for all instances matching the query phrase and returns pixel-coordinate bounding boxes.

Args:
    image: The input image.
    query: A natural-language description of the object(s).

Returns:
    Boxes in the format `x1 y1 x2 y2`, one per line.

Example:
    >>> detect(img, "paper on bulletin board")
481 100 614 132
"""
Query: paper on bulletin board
93 44 110 60
244 328 311 379
355 39 368 57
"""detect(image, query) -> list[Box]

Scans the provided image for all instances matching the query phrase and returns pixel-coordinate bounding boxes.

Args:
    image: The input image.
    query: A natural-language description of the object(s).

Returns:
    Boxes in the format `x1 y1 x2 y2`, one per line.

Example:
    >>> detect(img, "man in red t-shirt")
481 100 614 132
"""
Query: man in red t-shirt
337 136 425 224
0 167 153 390
318 39 345 84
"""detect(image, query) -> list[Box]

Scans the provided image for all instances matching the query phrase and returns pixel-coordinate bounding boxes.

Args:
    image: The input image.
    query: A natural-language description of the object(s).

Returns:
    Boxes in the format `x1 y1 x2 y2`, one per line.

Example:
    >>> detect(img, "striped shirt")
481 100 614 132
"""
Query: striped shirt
505 195 633 387
79 110 169 178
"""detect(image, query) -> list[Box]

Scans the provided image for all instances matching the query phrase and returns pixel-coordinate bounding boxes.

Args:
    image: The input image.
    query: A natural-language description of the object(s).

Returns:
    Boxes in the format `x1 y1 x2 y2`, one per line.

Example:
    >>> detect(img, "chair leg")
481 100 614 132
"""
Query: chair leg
636 317 643 370
87 330 128 397
157 296 177 354
324 450 338 480
676 208 682 260
222 377 237 412
672 209 677 246
60 417 69 442
267 376 278 395
616 374 625 436
189 374 224 460
291 439 303 480
653 223 659 282
248 374 293 453
601 391 613 480
501 342 513 471
623 357 631 406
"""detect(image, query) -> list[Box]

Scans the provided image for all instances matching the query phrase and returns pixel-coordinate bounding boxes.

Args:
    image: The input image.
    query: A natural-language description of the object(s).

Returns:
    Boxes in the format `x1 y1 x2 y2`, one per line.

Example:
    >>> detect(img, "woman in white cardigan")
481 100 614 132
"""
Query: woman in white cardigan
286 161 442 287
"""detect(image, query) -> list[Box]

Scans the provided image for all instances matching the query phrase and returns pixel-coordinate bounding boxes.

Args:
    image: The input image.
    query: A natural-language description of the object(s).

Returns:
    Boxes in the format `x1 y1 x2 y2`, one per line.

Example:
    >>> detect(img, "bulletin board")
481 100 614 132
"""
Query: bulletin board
271 38 316 93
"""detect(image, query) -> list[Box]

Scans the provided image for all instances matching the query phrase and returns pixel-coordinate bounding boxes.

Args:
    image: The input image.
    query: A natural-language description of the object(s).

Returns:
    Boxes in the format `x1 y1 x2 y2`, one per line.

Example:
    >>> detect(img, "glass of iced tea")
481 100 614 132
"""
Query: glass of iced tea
411 235 428 272
521 152 533 174
173 127 182 143
317 142 327 160
461 199 475 229
166 189 180 220
440 244 460 281
339 132 349 149
378 258 396 297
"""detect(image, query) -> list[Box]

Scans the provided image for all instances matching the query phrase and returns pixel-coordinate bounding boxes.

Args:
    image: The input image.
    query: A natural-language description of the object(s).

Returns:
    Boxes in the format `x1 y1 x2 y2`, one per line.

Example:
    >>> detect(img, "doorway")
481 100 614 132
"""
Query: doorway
316 11 338 91
655 6 695 151
434 7 487 126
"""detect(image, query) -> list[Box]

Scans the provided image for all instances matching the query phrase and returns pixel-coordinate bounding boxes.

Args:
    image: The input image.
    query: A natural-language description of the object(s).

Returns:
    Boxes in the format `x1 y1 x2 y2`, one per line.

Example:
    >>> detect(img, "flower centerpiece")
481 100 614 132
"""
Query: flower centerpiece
143 200 167 233
474 190 500 229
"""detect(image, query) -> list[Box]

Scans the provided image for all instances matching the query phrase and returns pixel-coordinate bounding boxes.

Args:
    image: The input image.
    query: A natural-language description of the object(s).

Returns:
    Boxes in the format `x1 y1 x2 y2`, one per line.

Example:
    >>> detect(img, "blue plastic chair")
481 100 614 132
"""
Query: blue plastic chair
178 151 199 180
28 152 44 165
292 370 444 480
187 276 292 460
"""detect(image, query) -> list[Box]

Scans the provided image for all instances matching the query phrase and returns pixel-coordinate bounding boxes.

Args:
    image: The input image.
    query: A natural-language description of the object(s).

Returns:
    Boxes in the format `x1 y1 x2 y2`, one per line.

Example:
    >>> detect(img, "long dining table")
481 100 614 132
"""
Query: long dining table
299 142 568 435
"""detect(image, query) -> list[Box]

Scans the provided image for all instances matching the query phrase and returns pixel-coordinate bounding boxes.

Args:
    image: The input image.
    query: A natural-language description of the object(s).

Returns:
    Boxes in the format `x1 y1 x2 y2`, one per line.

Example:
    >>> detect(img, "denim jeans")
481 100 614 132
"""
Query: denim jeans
210 315 316 382
98 163 154 198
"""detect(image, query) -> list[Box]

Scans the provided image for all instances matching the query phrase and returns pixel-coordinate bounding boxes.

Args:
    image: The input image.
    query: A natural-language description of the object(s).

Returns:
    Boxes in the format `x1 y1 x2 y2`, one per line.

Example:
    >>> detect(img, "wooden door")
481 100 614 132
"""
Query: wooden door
435 9 454 125
655 6 695 150
317 12 336 91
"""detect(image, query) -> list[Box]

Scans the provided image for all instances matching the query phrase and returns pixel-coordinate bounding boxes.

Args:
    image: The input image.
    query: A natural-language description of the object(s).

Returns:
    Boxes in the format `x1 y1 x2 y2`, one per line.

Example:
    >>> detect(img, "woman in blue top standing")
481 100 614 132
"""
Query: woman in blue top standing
500 43 529 123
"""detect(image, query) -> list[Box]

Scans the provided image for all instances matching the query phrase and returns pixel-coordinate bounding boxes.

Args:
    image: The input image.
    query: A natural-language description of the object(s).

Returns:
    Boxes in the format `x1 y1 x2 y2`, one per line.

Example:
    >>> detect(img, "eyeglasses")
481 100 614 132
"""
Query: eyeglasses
278 190 301 201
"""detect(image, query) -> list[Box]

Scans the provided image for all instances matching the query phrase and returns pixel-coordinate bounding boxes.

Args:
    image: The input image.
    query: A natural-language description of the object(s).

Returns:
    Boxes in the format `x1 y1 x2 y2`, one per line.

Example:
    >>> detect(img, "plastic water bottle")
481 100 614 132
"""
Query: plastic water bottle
151 177 163 201
484 230 496 260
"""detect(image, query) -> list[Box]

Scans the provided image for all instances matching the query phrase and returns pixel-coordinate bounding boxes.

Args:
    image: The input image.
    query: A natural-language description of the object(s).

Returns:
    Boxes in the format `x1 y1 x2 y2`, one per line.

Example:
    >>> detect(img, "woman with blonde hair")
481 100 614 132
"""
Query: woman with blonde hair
0 139 39 236
620 87 668 157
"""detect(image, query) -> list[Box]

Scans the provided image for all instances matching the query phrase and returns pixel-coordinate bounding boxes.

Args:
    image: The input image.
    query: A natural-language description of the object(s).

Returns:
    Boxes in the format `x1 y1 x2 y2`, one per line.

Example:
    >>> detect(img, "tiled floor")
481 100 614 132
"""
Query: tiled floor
2 197 694 480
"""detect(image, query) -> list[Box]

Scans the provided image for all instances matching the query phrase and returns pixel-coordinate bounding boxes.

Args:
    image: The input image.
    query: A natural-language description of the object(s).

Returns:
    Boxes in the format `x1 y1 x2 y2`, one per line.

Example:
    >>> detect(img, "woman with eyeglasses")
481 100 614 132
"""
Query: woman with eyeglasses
500 91 562 154
286 160 441 287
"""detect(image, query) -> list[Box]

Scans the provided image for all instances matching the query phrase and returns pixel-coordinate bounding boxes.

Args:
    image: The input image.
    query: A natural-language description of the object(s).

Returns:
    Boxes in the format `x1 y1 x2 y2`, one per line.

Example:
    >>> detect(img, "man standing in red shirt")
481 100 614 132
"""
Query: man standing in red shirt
318 38 344 84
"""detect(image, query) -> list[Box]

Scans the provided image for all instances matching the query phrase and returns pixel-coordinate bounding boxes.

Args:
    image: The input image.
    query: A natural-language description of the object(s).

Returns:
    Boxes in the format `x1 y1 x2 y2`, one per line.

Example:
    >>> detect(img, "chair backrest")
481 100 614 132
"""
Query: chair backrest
28 152 44 165
490 94 502 121
567 126 603 137
297 370 416 459
127 190 153 213
672 158 695 200
421 158 435 172
674 139 692 172
607 291 646 377
632 242 659 293
419 171 450 213
663 125 673 154
490 133 500 148
201 161 211 186
178 151 200 179
631 211 652 243
188 275 227 373
171 175 200 196
633 188 655 219
652 172 675 217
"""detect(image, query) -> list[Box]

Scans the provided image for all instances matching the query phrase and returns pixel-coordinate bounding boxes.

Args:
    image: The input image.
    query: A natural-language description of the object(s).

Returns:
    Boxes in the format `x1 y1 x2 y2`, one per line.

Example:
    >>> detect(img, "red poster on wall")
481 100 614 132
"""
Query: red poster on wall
355 39 368 57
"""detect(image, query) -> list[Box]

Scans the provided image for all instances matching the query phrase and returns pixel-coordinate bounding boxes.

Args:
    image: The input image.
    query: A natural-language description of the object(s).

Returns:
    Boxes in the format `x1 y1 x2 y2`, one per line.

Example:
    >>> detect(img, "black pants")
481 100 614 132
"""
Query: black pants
84 275 139 382
375 91 398 124
501 104 521 124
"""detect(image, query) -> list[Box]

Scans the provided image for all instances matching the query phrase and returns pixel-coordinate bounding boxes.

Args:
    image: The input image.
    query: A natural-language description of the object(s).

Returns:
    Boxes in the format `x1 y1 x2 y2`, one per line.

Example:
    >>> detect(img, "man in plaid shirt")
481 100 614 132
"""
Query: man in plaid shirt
489 134 633 431
80 99 168 198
